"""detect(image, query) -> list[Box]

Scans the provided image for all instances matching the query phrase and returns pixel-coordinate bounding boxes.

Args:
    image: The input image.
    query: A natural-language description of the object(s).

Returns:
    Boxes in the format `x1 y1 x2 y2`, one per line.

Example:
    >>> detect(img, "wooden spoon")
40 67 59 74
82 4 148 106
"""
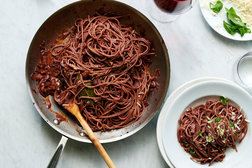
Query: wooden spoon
63 102 116 168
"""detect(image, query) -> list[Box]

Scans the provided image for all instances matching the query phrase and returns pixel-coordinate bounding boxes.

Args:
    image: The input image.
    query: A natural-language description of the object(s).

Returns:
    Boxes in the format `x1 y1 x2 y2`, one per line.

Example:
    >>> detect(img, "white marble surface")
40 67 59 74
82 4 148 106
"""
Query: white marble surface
0 0 251 168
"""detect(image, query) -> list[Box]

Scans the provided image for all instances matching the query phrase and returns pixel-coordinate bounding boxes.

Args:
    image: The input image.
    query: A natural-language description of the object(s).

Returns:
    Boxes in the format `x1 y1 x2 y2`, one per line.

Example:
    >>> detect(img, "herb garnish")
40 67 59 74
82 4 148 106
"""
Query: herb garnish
189 149 197 157
229 120 234 129
226 7 245 27
215 117 221 122
198 131 202 136
234 132 238 135
220 96 227 105
207 136 213 142
223 21 237 35
210 0 223 13
224 7 251 37
79 82 95 107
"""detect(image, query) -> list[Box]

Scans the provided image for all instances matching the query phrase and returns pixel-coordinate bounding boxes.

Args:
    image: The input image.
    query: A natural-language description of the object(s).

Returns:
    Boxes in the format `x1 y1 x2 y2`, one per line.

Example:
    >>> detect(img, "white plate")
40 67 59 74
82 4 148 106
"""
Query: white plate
199 0 252 41
160 78 252 168
156 77 229 167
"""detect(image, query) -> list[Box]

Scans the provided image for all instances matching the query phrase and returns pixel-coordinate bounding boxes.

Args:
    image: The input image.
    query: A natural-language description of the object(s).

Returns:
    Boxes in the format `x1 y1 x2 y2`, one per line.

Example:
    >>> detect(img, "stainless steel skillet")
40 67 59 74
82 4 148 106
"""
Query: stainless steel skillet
25 0 170 167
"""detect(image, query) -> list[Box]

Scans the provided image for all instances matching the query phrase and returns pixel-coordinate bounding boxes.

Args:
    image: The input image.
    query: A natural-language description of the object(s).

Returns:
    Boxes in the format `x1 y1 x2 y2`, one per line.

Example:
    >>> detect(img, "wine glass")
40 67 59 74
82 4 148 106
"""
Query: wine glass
146 0 197 22
233 51 252 94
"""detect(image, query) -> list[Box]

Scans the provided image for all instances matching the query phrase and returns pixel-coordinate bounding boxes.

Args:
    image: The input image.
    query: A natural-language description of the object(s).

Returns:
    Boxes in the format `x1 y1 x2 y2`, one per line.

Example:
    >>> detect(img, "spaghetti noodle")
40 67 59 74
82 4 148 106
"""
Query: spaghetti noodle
31 15 159 131
177 98 248 166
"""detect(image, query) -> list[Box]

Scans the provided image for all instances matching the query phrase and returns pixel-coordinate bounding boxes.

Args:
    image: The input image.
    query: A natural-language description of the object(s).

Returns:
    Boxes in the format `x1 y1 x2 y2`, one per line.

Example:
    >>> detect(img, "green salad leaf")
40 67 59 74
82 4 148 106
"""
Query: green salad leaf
210 0 223 13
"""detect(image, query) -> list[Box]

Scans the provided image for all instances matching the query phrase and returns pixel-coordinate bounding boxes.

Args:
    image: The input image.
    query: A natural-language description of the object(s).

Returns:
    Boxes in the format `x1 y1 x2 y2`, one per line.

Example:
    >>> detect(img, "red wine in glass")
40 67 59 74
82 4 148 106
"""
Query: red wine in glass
154 0 192 14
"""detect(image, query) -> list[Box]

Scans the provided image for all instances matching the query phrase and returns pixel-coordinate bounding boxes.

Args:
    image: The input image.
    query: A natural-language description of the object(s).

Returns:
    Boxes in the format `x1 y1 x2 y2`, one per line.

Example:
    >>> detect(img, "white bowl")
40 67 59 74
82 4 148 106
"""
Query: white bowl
160 78 252 168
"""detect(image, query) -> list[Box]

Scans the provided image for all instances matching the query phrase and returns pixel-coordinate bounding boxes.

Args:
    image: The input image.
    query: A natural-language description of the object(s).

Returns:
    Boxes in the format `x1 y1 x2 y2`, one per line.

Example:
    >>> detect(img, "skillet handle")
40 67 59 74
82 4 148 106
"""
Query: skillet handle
47 136 68 168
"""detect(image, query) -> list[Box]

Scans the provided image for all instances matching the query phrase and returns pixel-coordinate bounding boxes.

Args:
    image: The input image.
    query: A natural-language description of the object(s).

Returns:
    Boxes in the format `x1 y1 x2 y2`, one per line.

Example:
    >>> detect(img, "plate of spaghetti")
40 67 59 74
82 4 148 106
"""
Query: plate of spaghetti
161 79 252 167
26 0 170 143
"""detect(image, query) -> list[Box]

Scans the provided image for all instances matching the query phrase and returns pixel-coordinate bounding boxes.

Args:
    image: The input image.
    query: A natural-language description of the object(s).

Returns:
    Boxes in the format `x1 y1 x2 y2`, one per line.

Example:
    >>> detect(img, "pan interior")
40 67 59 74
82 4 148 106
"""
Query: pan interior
26 0 170 143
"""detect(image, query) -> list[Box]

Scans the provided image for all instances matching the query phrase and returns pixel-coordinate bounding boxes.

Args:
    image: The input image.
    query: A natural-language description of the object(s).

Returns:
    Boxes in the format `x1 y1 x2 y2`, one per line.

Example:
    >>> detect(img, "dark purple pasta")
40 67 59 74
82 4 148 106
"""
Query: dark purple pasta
177 98 248 166
31 15 159 131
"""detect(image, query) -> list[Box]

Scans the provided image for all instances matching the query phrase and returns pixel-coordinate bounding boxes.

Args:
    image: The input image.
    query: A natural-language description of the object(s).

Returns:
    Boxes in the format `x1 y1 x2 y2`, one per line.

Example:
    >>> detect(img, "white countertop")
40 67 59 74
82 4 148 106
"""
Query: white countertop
0 0 251 168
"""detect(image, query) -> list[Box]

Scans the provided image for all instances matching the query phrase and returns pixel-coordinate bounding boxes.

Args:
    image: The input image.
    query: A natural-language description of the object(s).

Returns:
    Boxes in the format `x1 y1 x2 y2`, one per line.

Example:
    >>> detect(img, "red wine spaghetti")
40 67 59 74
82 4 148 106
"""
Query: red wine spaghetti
177 98 248 166
31 15 159 131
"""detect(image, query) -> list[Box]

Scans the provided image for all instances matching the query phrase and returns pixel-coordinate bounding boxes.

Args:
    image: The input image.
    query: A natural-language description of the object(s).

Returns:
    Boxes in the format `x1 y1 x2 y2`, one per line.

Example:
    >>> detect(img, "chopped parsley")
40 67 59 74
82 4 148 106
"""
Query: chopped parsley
229 120 234 129
220 96 227 105
215 117 221 122
207 136 213 142
189 149 197 157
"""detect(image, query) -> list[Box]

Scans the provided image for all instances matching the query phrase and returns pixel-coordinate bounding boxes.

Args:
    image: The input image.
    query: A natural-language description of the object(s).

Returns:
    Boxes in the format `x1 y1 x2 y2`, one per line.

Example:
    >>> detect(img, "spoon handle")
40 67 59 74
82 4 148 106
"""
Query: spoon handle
75 112 116 168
